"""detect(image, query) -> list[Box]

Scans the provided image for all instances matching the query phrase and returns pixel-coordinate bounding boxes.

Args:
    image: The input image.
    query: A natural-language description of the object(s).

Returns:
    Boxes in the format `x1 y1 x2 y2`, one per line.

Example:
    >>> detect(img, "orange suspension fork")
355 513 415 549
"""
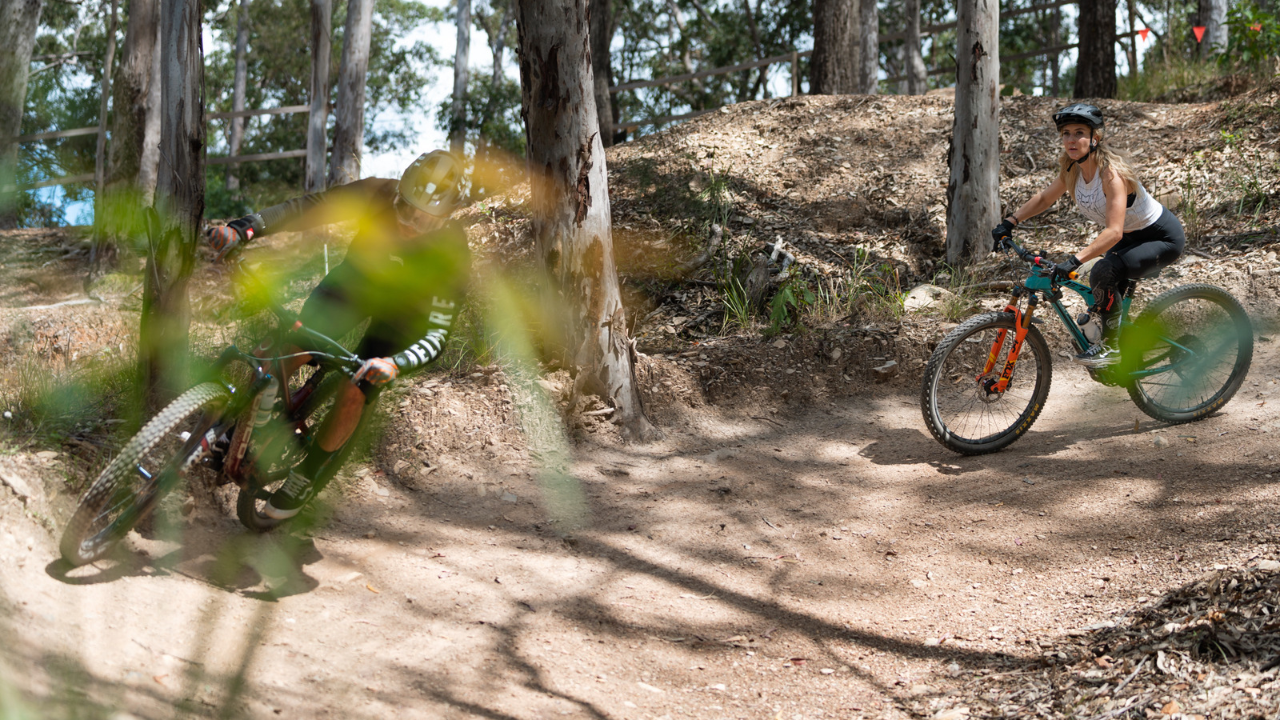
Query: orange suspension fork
994 295 1037 392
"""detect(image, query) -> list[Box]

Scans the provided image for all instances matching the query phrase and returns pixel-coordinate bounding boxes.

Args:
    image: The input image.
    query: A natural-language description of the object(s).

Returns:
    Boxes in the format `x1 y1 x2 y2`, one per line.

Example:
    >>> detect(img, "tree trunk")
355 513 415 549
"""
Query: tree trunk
516 0 658 441
0 0 44 228
328 0 372 186
810 0 859 94
1200 0 1228 57
479 0 512 131
451 0 470 154
904 0 926 95
138 17 162 205
94 0 121 201
945 0 999 266
306 0 331 193
1073 0 1116 98
858 0 878 93
588 0 613 147
1049 6 1060 95
88 0 120 275
105 0 160 204
226 0 249 192
142 0 204 407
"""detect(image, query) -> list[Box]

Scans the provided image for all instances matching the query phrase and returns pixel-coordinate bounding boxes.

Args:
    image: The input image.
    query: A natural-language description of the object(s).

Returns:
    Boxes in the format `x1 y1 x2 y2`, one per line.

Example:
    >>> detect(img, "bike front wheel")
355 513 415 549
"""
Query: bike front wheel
60 382 229 566
921 311 1053 455
1123 284 1253 423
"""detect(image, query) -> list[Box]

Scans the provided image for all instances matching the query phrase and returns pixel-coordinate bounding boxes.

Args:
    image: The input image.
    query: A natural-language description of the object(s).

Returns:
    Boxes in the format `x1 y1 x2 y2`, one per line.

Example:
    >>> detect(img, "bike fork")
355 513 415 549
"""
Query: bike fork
980 294 1037 393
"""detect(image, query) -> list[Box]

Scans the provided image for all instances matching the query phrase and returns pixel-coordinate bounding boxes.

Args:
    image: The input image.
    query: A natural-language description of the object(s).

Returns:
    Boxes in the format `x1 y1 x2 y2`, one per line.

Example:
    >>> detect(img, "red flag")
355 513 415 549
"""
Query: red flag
1138 28 1151 41
1251 23 1263 31
1193 26 1206 42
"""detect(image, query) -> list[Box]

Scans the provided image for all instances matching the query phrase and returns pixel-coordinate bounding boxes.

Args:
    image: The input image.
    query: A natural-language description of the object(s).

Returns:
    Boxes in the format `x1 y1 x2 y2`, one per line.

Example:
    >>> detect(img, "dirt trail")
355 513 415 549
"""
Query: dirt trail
2 325 1278 719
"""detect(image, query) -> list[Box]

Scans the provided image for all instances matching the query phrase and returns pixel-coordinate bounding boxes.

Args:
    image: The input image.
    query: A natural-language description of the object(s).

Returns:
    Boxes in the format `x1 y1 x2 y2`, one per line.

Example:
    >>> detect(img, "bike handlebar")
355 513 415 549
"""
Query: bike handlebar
996 237 1080 282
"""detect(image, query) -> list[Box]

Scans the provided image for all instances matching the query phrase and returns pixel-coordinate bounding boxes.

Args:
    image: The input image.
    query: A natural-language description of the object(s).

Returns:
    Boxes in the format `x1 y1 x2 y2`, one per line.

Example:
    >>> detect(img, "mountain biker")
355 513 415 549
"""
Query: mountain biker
990 103 1185 368
206 149 469 519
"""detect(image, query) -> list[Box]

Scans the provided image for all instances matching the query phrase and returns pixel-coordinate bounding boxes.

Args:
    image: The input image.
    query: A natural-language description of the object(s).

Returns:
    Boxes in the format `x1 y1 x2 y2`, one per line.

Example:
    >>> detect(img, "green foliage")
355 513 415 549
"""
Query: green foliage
14 0 108 225
721 275 752 332
434 70 526 160
202 0 441 214
768 277 814 334
1222 3 1280 72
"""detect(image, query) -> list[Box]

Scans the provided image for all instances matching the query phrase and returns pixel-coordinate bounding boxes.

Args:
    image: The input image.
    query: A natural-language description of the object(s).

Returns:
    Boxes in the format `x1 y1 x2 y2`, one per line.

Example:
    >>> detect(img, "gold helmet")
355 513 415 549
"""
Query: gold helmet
398 150 464 217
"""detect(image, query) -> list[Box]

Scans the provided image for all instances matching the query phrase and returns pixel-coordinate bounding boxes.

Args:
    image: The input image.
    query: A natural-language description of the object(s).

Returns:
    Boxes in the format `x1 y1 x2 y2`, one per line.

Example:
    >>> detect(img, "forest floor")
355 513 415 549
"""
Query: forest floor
4 83 1280 719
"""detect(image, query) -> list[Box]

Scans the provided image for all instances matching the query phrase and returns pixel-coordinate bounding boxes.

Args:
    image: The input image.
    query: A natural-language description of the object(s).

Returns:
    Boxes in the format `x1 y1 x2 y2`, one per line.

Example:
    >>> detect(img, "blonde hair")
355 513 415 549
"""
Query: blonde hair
1057 129 1140 200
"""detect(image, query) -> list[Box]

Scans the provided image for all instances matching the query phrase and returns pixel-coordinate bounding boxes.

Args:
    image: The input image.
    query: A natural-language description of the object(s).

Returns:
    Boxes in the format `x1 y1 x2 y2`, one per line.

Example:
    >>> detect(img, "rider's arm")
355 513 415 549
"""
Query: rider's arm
1007 176 1068 225
255 178 396 237
1073 169 1128 262
390 293 461 375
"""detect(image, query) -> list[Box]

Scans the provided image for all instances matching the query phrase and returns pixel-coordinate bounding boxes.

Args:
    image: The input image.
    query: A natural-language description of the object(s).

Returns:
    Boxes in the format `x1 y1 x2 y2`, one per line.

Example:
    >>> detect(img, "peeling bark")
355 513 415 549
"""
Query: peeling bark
945 0 999 266
517 0 659 442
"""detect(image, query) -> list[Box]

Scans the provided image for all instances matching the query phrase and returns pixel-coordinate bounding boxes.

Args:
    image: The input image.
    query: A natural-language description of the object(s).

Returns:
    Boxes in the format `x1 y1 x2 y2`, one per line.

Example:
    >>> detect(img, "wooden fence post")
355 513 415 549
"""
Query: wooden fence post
791 51 799 96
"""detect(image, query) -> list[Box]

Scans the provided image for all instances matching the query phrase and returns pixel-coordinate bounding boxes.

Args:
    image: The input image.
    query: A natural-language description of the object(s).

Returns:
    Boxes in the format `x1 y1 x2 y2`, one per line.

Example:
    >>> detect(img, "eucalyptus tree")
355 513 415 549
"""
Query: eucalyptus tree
0 0 46 227
946 0 999 265
516 0 659 441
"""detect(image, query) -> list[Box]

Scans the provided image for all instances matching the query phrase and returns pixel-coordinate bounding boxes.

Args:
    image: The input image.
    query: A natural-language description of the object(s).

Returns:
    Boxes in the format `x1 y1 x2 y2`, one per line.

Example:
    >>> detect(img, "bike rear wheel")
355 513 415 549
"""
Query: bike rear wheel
1124 284 1253 423
235 370 349 533
921 311 1052 455
60 383 229 566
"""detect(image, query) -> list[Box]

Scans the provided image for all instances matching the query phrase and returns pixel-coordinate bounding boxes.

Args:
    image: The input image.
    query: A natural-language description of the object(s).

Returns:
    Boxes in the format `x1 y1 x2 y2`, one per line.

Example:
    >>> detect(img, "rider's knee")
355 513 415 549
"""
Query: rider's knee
1089 255 1122 290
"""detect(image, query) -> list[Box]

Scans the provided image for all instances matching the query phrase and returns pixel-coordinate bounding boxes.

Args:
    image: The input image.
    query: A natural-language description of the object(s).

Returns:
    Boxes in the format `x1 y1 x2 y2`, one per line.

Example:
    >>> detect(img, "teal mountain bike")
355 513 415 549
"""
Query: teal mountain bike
921 238 1253 455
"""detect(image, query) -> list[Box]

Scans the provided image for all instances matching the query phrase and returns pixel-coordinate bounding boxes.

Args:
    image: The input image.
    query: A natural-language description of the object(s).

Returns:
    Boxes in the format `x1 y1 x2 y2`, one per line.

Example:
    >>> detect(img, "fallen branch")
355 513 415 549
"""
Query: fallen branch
16 297 101 311
677 224 724 274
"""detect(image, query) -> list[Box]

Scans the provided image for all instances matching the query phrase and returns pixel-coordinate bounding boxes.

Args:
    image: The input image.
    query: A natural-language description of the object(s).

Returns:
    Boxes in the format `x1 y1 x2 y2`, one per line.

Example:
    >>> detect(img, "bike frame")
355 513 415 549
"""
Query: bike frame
990 240 1189 388
198 264 364 488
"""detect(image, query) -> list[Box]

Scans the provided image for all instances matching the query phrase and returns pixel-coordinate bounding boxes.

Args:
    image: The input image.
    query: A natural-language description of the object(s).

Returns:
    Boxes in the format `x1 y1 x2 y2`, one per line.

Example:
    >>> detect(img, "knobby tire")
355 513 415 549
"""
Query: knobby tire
921 312 1052 455
1124 284 1252 423
59 383 229 566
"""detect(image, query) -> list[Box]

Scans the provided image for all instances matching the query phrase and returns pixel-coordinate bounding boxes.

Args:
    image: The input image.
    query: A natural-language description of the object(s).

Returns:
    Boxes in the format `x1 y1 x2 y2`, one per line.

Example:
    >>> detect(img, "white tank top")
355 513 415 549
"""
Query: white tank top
1074 169 1163 232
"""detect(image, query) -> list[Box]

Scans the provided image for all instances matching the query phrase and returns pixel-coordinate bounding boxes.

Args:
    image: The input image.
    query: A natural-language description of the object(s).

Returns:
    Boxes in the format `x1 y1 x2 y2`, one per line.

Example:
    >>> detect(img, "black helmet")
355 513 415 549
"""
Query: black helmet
398 150 464 217
1053 103 1104 130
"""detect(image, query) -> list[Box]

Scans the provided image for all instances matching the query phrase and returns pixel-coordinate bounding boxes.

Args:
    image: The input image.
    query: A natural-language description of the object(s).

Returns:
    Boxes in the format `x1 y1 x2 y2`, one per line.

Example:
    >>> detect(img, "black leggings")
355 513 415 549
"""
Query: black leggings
1089 206 1185 326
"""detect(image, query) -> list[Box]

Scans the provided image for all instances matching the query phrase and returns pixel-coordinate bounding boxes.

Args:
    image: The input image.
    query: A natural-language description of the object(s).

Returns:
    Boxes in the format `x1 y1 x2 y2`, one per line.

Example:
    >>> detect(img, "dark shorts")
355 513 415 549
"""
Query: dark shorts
1089 206 1185 299
298 261 435 361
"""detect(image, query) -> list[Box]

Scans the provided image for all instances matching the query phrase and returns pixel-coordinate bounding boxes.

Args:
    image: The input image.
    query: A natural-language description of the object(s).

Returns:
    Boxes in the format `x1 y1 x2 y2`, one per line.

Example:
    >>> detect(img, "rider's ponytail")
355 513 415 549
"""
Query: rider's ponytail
1058 129 1140 201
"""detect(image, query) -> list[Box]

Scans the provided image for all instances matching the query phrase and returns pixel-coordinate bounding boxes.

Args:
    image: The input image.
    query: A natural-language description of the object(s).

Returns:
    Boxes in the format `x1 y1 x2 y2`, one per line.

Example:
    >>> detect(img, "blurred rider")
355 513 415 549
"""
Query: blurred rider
206 150 469 519
990 103 1185 368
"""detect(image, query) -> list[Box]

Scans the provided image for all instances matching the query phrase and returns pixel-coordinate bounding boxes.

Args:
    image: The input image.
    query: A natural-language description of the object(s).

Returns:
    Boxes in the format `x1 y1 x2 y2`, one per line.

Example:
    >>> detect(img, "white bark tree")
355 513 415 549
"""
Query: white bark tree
106 0 161 202
1200 0 1228 57
226 0 249 192
328 0 372 186
516 0 658 441
0 0 44 227
142 0 205 406
857 0 878 94
588 0 613 146
306 0 331 193
945 0 999 265
450 0 470 154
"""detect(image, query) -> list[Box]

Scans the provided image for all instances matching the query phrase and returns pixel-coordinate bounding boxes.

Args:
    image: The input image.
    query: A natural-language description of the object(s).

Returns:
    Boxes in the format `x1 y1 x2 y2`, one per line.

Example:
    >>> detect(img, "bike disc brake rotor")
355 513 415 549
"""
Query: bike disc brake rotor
978 377 1005 403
